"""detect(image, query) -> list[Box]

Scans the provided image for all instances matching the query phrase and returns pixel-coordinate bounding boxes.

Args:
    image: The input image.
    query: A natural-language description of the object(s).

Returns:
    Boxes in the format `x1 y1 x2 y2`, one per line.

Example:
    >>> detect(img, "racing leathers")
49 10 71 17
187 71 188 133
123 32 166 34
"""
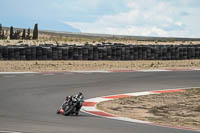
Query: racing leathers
73 93 84 114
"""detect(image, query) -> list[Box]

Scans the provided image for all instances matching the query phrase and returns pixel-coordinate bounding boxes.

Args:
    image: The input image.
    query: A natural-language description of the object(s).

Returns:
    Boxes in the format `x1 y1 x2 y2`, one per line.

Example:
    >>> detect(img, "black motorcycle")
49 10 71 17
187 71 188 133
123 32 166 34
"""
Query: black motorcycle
57 97 79 116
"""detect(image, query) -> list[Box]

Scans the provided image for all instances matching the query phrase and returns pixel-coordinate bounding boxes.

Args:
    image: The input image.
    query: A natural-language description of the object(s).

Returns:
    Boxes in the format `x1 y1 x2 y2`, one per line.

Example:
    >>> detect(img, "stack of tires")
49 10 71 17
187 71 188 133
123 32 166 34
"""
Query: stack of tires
0 44 200 60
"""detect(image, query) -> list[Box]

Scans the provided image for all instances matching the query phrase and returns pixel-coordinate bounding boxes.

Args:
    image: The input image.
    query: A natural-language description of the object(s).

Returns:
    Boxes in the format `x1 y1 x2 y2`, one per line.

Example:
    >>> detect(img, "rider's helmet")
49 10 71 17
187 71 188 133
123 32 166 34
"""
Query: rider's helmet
77 92 84 100
78 92 83 97
78 92 83 98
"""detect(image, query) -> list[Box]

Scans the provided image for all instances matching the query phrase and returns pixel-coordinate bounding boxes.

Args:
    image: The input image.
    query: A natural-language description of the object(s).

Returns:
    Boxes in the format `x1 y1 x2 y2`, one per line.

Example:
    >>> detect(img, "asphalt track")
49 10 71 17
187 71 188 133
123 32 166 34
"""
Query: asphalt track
0 71 200 133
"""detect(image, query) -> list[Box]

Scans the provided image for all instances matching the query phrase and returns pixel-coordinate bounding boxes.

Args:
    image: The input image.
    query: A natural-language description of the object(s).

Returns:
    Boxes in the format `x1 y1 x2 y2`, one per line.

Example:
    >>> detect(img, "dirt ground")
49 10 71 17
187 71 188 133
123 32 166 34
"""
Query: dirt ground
97 88 200 130
0 60 200 72
0 39 200 46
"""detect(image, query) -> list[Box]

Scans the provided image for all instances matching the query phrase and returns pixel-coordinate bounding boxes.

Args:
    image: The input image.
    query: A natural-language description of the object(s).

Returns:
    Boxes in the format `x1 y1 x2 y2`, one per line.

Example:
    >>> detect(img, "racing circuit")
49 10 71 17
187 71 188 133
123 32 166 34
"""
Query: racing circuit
0 71 200 133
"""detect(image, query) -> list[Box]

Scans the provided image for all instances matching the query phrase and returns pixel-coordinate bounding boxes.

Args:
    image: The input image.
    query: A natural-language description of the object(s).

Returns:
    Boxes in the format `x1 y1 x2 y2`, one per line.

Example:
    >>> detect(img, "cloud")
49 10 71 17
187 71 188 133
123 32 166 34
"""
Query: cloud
1 0 199 37
66 0 195 37
66 21 169 37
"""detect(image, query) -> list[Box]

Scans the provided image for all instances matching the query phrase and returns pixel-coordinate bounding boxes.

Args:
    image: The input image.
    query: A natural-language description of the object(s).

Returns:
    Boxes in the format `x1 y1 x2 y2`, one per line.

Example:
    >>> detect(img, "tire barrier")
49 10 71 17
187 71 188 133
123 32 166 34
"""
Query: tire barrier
0 44 200 60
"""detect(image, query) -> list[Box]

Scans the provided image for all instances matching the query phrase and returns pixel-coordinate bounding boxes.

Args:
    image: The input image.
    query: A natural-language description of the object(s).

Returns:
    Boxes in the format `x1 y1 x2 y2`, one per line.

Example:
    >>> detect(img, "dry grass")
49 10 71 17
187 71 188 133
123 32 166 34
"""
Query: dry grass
1 33 200 46
0 60 200 72
1 28 200 45
97 88 200 130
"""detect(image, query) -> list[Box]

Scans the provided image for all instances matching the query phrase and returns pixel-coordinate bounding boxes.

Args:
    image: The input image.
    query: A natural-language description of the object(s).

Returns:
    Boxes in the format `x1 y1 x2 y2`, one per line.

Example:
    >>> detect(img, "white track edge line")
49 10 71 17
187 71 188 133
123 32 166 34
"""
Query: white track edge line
0 72 38 74
0 131 23 133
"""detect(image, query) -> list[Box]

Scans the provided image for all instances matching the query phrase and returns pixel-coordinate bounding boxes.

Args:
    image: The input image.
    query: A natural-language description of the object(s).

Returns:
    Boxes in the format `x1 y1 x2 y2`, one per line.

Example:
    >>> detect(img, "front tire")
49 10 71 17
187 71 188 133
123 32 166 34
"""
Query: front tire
56 109 60 114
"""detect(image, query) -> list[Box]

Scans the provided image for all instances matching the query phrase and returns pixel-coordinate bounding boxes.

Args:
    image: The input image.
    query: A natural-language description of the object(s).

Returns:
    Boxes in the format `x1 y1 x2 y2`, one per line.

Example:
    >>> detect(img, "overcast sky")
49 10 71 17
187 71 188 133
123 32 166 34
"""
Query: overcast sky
0 0 200 38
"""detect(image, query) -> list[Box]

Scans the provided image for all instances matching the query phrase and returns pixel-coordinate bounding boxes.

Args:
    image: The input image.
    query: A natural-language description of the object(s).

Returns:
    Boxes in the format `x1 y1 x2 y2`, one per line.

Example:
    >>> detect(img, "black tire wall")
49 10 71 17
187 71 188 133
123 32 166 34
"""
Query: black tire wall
0 44 200 60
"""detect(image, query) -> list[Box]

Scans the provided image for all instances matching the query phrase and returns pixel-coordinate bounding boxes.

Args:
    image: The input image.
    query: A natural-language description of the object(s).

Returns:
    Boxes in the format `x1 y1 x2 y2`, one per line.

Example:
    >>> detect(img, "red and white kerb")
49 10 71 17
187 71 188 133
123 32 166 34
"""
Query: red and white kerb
81 88 200 131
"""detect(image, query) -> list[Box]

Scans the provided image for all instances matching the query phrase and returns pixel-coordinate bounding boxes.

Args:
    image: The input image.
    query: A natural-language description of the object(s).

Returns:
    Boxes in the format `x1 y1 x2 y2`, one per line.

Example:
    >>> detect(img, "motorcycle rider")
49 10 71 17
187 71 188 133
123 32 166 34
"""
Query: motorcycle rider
72 92 84 115
57 92 84 115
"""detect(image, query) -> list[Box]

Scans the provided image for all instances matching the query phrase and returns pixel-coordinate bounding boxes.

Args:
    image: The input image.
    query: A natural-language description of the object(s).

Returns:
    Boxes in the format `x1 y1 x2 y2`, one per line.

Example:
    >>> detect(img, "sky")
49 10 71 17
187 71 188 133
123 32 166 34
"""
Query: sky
0 0 200 38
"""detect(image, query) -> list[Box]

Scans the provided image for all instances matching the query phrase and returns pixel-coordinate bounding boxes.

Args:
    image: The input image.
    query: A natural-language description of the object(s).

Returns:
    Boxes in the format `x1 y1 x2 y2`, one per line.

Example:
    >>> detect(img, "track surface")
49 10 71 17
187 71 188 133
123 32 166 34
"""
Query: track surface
0 71 200 133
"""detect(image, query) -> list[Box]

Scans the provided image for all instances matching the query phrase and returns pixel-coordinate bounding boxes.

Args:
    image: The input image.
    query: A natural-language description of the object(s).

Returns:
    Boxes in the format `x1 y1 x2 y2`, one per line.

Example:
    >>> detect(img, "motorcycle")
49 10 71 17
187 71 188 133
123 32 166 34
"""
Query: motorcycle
57 97 79 116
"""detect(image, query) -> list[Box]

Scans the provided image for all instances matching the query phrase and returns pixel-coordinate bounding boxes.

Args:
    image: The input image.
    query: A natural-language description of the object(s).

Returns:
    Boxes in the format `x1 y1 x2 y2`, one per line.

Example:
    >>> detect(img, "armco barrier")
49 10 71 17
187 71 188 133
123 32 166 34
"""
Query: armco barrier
0 44 200 60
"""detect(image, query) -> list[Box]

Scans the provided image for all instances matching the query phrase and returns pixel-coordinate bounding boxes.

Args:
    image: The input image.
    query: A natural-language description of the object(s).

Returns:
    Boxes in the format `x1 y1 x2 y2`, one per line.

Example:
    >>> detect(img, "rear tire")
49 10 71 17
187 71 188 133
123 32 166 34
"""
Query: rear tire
75 112 79 116
64 112 69 116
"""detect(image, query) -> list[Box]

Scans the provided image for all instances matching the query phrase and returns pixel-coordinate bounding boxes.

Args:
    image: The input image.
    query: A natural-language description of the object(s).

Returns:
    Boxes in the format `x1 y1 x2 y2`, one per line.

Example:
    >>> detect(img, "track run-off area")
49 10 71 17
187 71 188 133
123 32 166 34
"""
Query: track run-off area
0 71 200 133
